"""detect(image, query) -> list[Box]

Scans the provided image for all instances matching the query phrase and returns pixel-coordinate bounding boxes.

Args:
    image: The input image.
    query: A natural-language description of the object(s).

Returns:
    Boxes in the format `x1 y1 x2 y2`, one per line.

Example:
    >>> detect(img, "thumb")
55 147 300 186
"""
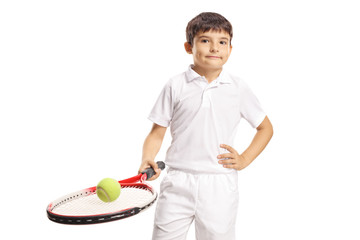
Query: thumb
149 161 159 171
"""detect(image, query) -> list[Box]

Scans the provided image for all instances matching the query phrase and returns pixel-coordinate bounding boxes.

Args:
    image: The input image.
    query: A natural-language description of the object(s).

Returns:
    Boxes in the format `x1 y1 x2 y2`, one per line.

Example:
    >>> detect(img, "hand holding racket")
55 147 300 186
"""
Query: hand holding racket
47 161 165 224
138 160 163 181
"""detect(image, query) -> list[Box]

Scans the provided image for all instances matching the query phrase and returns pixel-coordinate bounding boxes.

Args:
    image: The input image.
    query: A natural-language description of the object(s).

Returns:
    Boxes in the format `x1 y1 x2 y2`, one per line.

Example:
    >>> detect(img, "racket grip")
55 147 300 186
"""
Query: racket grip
143 161 165 180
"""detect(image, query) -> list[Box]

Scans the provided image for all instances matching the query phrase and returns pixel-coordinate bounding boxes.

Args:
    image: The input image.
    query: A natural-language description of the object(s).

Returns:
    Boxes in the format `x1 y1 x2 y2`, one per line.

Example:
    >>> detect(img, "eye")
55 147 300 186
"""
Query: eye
220 41 227 45
201 39 209 43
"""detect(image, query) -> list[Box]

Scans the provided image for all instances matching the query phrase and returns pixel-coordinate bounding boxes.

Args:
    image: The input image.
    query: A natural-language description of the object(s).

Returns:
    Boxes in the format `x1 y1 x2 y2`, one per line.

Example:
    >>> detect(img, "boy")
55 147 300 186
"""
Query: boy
138 12 273 240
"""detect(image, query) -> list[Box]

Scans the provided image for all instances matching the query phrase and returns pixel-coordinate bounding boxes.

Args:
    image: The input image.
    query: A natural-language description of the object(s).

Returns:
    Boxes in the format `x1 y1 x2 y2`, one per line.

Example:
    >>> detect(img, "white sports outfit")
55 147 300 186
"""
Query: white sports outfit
149 65 266 239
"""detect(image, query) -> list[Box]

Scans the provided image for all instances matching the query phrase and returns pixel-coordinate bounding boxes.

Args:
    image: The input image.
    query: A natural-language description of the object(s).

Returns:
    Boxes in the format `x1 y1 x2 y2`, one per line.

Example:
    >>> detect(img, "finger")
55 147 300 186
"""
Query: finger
138 160 157 174
138 164 147 174
217 153 234 159
220 144 238 154
148 168 161 181
218 158 236 165
149 161 159 172
222 163 237 169
138 162 150 173
144 161 161 181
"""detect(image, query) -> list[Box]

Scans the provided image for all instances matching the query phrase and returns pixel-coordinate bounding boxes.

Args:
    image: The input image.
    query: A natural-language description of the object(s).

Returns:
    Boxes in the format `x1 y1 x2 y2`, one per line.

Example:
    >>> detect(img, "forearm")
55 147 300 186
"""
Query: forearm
141 124 167 164
142 132 164 163
139 123 167 179
241 116 273 164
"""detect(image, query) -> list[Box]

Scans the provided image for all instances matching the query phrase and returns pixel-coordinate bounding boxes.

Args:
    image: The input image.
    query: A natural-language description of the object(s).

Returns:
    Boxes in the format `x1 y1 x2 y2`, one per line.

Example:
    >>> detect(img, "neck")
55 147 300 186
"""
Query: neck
192 65 222 83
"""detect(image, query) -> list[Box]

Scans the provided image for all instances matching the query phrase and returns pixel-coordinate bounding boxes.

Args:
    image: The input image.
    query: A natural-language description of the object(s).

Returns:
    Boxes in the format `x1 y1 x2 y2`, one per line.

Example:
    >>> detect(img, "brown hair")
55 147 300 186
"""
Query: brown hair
186 12 233 46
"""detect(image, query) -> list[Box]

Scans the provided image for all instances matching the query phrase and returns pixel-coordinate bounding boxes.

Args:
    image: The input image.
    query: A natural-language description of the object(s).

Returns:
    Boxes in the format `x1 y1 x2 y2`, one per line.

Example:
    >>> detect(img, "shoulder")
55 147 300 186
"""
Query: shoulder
225 72 251 92
164 71 187 90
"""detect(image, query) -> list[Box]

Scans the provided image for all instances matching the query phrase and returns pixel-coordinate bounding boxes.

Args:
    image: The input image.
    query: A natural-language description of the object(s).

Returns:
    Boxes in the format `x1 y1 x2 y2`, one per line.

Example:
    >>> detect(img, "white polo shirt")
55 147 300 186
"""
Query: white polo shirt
149 65 266 174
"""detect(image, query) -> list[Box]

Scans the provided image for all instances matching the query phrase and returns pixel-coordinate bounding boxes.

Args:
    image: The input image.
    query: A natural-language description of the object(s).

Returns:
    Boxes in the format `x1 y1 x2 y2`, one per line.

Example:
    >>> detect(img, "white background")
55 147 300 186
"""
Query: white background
1 0 359 239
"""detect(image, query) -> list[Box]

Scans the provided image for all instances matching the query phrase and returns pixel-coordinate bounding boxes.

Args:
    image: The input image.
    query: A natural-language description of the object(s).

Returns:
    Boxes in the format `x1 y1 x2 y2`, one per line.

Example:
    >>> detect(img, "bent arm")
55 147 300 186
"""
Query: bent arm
138 123 167 180
241 116 273 164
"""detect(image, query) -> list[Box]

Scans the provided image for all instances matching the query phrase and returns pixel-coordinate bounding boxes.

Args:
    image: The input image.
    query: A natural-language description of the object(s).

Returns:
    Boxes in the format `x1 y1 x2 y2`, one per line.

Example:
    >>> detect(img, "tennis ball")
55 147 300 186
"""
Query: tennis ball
96 178 121 202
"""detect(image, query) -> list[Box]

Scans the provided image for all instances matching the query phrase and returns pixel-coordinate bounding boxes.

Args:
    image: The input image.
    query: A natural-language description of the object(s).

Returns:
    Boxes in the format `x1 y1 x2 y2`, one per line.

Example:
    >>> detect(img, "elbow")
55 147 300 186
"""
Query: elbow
269 124 274 140
267 118 274 139
257 116 273 140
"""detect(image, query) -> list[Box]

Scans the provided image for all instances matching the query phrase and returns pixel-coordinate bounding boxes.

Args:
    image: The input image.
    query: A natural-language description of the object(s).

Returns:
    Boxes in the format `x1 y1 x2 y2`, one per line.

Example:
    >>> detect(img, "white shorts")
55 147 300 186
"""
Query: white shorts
152 169 239 240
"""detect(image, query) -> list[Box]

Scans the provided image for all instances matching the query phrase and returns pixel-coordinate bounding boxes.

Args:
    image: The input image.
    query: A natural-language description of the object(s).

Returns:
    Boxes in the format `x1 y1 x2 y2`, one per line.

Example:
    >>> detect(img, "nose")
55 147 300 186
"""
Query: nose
210 43 219 52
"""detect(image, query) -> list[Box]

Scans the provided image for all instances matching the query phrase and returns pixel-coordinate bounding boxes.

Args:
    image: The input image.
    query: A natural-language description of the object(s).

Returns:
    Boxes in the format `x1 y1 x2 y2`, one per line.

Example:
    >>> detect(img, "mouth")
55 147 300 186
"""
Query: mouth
206 56 221 59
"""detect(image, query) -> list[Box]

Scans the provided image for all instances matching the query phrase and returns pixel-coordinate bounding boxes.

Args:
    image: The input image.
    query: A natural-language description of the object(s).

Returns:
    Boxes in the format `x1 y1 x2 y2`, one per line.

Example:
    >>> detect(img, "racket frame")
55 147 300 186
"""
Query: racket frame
47 172 157 224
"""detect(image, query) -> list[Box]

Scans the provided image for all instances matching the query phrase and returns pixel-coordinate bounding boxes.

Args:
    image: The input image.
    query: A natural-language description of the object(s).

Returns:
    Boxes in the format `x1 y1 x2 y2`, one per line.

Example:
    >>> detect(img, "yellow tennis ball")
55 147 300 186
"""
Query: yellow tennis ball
96 178 121 202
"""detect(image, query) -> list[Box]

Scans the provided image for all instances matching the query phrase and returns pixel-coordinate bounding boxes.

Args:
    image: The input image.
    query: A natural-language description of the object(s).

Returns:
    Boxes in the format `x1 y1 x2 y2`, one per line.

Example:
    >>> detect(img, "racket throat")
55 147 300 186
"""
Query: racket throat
140 174 147 183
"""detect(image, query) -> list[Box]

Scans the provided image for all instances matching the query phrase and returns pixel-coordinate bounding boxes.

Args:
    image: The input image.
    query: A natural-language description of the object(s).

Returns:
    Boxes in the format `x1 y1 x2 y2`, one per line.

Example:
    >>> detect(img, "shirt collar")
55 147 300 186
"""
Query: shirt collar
185 65 232 84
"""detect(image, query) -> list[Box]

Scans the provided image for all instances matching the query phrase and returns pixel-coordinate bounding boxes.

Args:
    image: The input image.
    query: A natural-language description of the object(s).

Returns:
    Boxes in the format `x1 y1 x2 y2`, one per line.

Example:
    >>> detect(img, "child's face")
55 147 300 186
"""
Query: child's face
185 30 232 72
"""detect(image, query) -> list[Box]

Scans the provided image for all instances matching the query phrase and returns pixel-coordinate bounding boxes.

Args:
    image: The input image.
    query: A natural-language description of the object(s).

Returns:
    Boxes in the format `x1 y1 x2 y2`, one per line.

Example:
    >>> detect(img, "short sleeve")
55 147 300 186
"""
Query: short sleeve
148 82 174 127
240 85 266 128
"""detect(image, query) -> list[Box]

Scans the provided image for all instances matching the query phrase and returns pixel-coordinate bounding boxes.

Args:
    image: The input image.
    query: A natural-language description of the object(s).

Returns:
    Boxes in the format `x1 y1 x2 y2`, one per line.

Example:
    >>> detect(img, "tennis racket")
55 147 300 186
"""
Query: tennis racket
47 161 165 224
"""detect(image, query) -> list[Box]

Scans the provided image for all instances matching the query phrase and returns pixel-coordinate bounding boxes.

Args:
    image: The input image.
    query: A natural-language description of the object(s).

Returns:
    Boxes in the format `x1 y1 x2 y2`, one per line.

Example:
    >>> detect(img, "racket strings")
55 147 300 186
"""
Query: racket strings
51 185 156 216
50 189 96 211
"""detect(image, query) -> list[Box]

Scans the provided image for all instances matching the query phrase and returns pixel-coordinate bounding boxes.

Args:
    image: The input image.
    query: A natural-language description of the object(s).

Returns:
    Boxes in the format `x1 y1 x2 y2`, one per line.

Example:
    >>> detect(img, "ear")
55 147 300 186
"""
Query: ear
184 42 192 54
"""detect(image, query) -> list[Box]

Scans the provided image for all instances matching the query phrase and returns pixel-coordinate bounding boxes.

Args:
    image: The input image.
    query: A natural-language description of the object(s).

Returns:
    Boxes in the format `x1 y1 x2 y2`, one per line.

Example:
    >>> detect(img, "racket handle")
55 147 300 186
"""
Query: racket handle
142 161 165 180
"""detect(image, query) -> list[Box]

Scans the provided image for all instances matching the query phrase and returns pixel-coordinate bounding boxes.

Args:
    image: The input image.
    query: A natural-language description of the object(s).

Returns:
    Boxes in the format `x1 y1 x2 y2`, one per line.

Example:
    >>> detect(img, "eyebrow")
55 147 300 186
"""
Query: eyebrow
198 35 230 41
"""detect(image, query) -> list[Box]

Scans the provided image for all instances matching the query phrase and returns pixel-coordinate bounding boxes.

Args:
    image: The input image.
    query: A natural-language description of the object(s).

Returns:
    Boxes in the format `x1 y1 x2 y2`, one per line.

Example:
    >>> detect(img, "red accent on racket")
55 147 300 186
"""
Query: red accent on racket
46 161 165 224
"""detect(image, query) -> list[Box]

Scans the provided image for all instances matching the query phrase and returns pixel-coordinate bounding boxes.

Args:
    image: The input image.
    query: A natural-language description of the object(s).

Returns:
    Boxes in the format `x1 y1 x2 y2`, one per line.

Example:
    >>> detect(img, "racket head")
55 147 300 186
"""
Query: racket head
47 161 165 224
47 181 157 224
